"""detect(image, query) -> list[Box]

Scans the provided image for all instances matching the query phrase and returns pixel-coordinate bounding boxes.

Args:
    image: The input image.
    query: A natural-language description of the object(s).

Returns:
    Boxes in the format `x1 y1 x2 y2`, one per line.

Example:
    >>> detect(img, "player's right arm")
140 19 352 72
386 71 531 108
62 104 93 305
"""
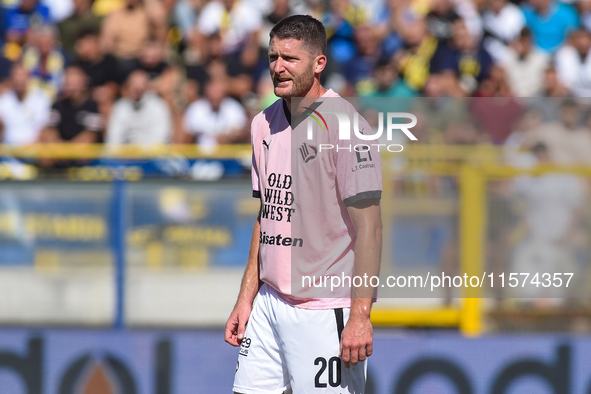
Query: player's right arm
224 203 262 347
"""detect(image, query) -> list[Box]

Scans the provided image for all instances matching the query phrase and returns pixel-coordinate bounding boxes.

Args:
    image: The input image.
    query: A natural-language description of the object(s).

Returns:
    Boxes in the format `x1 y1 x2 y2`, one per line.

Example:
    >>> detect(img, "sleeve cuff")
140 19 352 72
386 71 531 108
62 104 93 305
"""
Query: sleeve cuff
253 190 261 198
343 190 382 206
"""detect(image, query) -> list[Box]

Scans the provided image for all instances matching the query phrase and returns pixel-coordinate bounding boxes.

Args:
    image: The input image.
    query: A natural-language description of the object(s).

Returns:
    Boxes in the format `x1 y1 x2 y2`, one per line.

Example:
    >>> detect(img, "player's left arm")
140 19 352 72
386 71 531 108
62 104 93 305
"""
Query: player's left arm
340 198 382 369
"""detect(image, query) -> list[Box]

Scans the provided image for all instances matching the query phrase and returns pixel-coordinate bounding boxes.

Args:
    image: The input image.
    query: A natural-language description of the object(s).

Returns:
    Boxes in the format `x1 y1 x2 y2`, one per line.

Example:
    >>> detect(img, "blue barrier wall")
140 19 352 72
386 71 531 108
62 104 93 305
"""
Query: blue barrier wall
0 329 589 394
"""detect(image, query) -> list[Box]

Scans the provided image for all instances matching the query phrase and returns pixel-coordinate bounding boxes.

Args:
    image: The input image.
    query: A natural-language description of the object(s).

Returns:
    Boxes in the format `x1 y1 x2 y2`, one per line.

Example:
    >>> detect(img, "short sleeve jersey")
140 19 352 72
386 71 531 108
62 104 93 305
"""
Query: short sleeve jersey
250 89 383 309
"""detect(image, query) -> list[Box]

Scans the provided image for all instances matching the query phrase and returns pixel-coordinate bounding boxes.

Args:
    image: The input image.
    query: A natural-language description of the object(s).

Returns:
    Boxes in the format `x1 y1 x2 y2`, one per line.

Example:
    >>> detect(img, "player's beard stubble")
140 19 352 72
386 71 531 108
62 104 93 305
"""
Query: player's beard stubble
272 63 315 99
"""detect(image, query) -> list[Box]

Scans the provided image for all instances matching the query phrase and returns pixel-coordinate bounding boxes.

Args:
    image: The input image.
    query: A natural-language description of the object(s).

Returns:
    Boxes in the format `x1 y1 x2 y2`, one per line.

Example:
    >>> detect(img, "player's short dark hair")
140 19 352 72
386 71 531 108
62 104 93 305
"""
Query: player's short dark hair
269 15 327 56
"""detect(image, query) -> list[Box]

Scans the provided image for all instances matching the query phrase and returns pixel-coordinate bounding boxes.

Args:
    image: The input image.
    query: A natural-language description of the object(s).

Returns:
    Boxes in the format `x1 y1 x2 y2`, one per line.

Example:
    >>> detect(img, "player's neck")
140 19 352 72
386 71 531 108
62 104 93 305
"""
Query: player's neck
284 82 327 114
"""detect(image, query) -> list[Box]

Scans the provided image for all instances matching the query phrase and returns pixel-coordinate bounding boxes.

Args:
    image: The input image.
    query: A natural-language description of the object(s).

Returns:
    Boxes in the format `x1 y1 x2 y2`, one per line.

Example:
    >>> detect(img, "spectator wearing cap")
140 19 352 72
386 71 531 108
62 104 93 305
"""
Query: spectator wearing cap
0 63 51 145
39 65 103 144
59 0 103 60
430 18 494 94
500 28 549 97
482 0 526 61
521 0 579 53
555 29 591 97
106 70 172 145
182 78 247 147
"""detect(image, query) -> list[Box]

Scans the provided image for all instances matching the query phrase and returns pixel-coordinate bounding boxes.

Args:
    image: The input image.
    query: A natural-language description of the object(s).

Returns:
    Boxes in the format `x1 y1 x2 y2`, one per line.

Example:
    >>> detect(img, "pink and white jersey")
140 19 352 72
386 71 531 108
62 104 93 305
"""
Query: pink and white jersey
251 89 382 309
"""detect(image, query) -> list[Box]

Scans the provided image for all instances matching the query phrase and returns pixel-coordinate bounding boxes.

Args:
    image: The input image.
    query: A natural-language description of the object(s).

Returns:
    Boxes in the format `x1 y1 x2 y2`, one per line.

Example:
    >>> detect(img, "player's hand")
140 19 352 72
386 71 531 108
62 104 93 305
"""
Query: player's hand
339 314 373 369
225 301 252 347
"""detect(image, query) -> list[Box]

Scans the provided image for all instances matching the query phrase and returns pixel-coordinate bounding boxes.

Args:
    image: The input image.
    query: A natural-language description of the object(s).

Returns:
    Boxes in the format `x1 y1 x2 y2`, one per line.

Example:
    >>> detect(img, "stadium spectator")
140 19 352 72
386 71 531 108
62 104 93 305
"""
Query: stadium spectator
521 0 579 53
134 39 170 80
555 29 591 97
0 55 14 90
431 18 494 94
21 25 65 99
412 74 468 134
74 28 120 89
3 0 52 46
39 65 102 144
259 0 292 51
361 58 417 99
396 18 438 92
58 0 103 60
106 70 172 145
173 0 203 41
322 0 372 66
371 0 403 59
481 0 526 61
0 63 51 145
195 0 262 69
474 64 514 96
511 142 584 301
185 32 253 99
74 28 120 121
425 0 461 41
500 28 549 97
542 66 570 97
524 99 582 163
133 40 183 143
100 0 152 76
182 78 248 147
471 94 524 143
343 25 383 96
571 111 591 164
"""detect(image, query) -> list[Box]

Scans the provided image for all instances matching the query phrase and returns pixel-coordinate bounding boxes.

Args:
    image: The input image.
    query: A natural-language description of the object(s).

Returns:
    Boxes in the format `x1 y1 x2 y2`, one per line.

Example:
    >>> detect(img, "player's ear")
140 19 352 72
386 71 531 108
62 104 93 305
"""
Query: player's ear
314 54 327 74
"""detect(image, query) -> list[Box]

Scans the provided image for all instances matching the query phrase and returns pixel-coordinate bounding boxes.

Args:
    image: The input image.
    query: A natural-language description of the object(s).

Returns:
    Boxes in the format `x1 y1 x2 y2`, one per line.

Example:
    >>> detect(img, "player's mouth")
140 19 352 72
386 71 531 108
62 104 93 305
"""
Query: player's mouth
274 78 292 87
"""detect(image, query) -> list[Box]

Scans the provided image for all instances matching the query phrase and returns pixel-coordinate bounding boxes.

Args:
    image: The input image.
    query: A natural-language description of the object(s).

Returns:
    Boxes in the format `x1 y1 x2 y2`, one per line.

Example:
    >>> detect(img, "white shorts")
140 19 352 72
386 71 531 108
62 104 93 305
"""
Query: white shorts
233 283 366 394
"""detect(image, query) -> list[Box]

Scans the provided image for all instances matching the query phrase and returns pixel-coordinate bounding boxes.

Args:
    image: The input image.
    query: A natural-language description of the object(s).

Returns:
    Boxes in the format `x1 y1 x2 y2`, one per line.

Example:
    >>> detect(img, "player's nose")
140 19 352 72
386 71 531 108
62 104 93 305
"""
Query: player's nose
271 57 286 74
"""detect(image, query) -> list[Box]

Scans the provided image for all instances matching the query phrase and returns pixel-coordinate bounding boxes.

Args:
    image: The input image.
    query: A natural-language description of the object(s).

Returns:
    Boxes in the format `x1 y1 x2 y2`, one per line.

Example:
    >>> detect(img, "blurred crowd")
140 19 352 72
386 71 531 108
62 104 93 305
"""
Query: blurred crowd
0 0 590 156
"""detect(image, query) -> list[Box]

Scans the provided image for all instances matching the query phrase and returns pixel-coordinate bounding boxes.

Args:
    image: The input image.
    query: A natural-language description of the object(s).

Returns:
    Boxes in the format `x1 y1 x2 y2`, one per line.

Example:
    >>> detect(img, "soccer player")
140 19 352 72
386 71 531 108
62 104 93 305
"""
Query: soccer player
225 15 383 393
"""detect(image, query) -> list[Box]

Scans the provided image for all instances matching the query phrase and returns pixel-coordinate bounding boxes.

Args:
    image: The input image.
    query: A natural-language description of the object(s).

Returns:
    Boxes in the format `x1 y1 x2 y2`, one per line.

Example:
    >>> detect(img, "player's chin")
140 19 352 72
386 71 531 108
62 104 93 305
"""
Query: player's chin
274 86 293 98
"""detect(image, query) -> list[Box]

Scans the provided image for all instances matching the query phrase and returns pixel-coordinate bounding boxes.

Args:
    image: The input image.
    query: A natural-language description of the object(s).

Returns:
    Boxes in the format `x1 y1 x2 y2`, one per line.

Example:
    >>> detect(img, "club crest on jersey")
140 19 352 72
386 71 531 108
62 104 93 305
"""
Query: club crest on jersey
299 143 317 163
